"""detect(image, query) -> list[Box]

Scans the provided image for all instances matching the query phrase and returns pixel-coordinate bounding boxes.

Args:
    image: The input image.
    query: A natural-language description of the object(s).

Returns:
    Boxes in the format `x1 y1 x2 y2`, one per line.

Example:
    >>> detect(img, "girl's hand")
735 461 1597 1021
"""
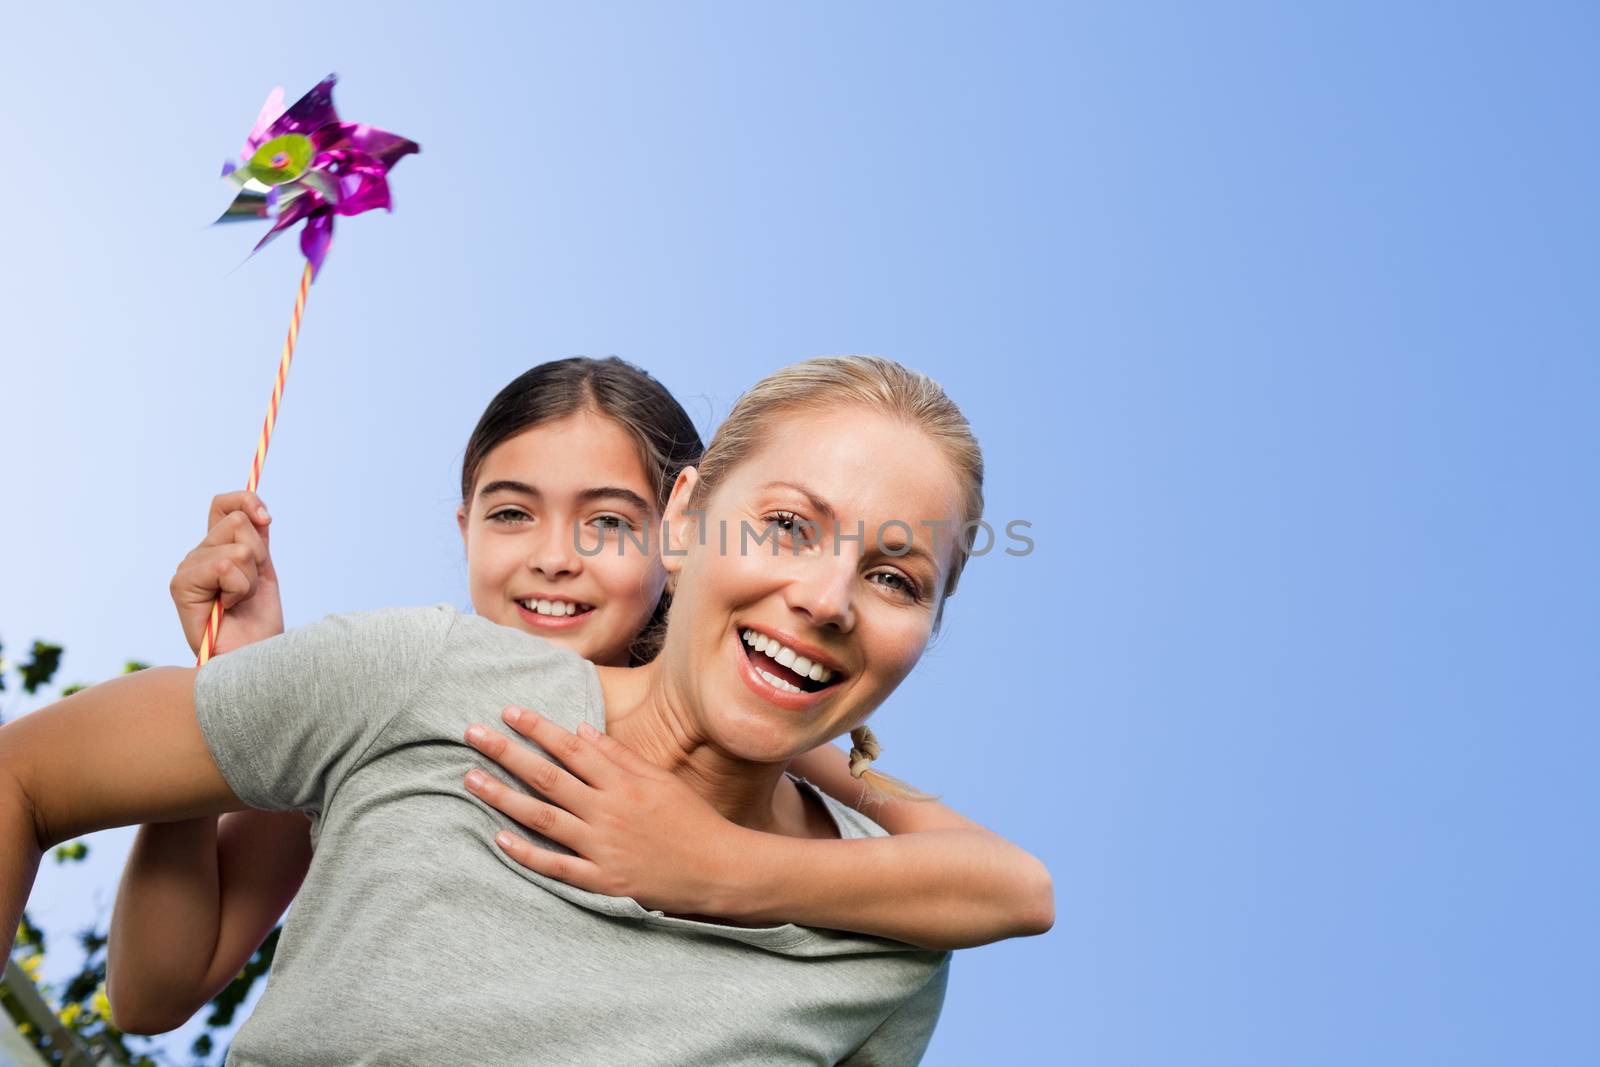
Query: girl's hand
171 492 285 656
462 706 747 917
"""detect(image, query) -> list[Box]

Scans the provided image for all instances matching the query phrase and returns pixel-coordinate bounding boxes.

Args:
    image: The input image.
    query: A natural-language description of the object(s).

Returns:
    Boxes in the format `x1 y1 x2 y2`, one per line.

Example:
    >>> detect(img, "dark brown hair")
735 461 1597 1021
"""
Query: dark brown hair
461 357 703 663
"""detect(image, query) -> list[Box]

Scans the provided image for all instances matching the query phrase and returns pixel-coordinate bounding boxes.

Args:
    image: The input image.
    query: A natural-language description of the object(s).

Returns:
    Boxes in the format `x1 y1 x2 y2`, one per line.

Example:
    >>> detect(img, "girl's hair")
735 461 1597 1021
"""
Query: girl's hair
685 355 985 803
461 357 704 664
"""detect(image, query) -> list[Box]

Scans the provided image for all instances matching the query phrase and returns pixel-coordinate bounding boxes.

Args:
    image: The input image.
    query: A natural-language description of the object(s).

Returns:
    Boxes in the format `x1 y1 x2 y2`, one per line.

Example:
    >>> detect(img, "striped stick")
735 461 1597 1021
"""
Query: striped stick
197 261 314 666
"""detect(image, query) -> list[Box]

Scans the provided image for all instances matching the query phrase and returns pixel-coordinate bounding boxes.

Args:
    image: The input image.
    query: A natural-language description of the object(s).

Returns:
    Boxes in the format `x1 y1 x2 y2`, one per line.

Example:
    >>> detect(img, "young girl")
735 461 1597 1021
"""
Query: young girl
106 357 1053 1033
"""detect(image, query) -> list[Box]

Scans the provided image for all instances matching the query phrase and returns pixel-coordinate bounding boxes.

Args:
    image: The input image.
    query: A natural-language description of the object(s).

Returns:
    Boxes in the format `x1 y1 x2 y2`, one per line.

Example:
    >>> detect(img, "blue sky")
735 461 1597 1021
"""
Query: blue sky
3 2 1597 1064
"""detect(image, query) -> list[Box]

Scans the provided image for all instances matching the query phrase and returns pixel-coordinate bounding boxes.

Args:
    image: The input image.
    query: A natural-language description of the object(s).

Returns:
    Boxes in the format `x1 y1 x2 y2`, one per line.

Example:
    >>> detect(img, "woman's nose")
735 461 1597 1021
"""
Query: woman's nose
784 557 856 632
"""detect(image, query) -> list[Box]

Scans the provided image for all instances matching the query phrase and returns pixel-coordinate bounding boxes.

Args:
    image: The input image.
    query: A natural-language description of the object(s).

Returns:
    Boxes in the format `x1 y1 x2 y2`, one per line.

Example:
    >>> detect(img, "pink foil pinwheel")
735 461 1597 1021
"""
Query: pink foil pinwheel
216 73 419 278
196 75 417 665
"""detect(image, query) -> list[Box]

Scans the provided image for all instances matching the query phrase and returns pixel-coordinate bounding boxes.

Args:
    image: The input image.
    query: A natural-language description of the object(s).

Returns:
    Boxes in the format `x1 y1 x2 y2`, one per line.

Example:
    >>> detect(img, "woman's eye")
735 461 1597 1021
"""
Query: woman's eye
488 508 532 525
764 511 801 534
590 515 630 531
869 570 922 601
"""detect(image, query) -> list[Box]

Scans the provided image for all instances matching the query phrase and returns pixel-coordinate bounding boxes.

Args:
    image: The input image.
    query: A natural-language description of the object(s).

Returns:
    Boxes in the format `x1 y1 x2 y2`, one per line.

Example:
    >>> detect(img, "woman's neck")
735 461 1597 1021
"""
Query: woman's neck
594 660 797 835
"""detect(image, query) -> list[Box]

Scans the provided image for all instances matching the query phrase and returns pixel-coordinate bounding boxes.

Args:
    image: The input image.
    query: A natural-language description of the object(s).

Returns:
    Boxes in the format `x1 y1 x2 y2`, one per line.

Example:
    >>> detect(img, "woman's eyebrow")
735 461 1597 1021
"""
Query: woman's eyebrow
759 480 836 522
878 537 938 570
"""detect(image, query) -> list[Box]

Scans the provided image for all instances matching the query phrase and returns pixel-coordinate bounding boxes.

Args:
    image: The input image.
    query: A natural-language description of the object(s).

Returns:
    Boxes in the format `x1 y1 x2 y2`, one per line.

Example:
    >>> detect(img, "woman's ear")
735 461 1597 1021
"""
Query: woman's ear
659 467 701 576
456 504 470 550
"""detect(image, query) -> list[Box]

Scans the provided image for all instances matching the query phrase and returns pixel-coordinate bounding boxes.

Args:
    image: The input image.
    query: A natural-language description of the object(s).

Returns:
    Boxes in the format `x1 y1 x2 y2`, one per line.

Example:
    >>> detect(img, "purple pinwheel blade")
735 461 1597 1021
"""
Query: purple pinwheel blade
238 86 287 158
311 150 395 217
311 122 420 170
299 213 334 279
335 169 391 216
249 195 318 255
263 74 341 142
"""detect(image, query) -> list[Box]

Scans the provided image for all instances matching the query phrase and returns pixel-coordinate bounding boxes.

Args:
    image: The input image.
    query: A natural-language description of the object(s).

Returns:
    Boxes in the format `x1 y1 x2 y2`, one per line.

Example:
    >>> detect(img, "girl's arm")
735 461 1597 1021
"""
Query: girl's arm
0 667 244 963
108 492 312 1034
465 710 1055 952
110 811 312 1033
778 741 1055 949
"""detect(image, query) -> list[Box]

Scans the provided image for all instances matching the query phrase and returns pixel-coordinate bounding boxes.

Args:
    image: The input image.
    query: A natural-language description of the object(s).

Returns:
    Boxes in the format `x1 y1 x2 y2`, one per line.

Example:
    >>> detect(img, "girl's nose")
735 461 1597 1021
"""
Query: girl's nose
527 521 582 579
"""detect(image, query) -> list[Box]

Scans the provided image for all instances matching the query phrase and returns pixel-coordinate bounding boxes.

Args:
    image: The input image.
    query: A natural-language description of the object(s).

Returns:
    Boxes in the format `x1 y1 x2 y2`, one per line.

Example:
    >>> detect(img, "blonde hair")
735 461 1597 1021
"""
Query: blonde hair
687 356 984 804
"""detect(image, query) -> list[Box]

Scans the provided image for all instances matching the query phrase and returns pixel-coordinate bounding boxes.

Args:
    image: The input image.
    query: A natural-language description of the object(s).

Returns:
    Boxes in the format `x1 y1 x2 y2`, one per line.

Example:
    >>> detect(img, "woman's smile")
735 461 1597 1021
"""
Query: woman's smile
731 624 849 711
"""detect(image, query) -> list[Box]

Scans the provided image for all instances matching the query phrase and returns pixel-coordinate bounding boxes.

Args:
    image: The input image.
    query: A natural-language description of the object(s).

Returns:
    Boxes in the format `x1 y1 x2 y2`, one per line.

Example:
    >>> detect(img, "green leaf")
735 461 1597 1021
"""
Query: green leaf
19 641 62 694
53 841 89 863
122 661 149 675
16 910 46 954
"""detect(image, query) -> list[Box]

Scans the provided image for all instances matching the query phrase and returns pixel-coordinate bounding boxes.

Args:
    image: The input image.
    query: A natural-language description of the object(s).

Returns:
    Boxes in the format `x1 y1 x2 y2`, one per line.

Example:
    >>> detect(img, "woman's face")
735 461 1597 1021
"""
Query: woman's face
659 407 964 762
458 411 666 667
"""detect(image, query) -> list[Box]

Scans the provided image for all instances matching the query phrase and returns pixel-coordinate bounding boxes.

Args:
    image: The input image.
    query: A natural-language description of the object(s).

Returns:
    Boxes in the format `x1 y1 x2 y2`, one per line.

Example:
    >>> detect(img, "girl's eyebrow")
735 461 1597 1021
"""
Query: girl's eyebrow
577 486 653 511
479 480 651 512
478 479 540 499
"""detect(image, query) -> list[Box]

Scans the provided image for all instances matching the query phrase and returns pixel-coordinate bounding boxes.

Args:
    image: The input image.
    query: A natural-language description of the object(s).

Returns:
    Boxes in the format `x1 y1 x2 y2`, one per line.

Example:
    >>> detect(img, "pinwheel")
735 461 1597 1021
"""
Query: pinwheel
198 74 419 664
217 73 419 279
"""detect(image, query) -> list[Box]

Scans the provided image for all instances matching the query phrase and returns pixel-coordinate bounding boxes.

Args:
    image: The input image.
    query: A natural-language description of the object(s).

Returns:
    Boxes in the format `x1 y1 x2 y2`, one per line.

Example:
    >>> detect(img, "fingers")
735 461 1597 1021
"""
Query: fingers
577 722 663 780
495 706 618 789
201 509 269 565
490 829 605 892
463 720 595 817
172 542 260 610
208 491 271 532
464 767 590 853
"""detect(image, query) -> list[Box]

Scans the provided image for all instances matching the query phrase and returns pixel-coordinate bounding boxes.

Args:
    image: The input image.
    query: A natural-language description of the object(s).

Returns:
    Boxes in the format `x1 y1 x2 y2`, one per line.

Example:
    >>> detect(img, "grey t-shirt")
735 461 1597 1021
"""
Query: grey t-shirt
193 605 950 1065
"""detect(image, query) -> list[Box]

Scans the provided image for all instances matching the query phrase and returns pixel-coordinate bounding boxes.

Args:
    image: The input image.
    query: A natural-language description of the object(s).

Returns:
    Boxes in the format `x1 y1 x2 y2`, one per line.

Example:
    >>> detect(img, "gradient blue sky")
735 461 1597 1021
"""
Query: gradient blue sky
3 3 1596 1064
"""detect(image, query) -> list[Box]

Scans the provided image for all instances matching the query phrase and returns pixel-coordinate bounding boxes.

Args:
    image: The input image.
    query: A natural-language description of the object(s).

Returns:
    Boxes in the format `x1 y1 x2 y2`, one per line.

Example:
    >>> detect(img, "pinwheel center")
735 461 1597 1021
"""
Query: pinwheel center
247 132 315 186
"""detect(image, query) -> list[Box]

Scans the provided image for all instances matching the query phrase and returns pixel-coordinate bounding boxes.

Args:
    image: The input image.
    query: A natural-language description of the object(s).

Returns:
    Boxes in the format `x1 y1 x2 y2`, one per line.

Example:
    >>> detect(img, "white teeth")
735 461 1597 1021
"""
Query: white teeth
739 629 838 687
523 599 587 617
757 668 802 694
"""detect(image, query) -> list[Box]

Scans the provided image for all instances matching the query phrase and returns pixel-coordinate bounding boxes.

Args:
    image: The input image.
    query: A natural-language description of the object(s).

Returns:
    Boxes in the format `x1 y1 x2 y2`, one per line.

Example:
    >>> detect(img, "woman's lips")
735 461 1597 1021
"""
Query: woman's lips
732 631 837 711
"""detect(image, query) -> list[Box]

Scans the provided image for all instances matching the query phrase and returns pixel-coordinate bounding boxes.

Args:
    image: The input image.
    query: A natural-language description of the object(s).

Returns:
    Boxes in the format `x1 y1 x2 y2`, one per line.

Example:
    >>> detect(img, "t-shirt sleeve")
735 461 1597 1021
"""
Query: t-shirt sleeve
838 954 951 1066
193 605 456 812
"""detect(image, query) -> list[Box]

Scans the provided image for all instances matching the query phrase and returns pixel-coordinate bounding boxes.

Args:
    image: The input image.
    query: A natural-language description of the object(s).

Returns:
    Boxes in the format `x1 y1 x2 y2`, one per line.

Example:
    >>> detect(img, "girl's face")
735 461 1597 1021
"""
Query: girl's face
659 407 964 762
458 410 667 667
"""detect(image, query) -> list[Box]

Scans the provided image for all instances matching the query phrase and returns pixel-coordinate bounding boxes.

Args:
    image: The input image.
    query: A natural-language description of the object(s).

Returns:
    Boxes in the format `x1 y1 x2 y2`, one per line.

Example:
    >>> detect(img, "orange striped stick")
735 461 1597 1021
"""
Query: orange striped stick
197 260 315 666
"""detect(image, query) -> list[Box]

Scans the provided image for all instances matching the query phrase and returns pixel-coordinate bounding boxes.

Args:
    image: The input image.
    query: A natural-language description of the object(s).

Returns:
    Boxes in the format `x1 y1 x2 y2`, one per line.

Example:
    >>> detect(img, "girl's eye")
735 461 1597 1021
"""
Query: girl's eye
869 570 923 601
589 515 632 531
488 507 532 525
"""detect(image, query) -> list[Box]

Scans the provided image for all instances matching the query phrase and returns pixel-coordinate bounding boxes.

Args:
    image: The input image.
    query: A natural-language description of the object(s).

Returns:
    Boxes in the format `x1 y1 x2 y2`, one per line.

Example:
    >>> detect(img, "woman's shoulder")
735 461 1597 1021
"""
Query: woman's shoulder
424 610 603 730
440 608 585 663
785 773 891 842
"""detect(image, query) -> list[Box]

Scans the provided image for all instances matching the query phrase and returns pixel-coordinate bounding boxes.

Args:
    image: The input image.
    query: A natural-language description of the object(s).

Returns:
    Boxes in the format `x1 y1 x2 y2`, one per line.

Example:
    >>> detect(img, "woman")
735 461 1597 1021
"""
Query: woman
2 356 1044 1064
108 357 1052 1032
